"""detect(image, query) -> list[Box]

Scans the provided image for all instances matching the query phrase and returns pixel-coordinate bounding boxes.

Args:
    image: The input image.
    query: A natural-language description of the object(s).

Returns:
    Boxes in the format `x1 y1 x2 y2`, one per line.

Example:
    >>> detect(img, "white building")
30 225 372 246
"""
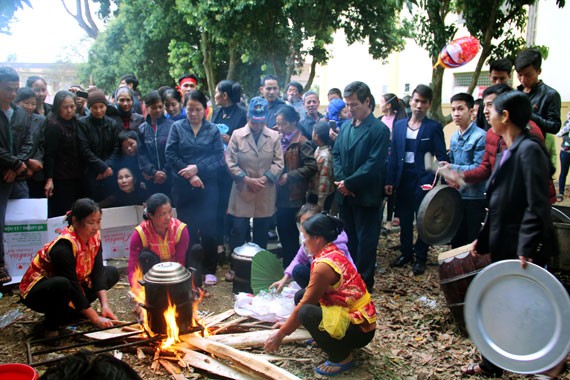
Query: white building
311 0 569 114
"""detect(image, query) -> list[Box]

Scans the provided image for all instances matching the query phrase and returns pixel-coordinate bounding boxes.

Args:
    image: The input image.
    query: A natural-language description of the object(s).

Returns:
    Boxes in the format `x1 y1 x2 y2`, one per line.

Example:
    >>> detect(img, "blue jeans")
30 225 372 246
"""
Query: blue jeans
559 150 570 195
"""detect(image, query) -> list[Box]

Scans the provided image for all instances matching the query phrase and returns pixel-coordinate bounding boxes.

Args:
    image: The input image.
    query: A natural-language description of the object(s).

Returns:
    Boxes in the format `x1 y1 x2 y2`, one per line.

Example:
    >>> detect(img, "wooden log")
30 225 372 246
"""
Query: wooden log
179 335 301 380
206 329 312 349
251 354 311 362
202 309 236 328
210 316 250 335
159 359 186 380
178 347 259 380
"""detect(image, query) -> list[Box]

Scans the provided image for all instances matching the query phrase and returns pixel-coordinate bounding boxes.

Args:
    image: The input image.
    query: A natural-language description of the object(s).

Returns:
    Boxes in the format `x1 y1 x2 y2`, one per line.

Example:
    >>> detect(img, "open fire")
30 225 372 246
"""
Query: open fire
130 262 208 347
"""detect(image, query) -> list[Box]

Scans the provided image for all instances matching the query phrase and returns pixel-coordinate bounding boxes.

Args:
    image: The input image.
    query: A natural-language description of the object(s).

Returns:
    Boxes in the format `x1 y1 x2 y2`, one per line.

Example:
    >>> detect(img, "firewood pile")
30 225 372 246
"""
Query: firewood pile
140 309 311 380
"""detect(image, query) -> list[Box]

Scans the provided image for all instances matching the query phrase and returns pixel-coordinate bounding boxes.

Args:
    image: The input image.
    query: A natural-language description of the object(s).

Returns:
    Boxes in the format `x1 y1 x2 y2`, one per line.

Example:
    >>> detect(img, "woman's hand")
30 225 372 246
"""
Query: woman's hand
470 240 479 257
96 167 113 180
154 170 167 184
264 330 285 353
519 256 532 269
269 275 289 293
100 306 118 321
178 164 198 180
221 133 230 144
93 316 115 329
244 176 266 192
44 179 54 198
190 175 205 189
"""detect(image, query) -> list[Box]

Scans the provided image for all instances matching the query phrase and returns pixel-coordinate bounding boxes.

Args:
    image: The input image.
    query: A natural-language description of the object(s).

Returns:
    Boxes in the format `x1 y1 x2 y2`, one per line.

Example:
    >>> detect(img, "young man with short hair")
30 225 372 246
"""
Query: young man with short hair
285 81 305 118
515 48 561 169
385 84 448 276
445 93 486 247
299 91 322 140
333 81 390 290
259 75 286 128
0 66 33 284
489 59 512 85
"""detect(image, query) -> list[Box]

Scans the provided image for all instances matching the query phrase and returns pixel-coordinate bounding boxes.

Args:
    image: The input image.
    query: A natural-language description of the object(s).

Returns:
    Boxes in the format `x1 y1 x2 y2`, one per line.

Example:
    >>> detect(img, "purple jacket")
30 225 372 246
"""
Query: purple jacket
284 230 354 277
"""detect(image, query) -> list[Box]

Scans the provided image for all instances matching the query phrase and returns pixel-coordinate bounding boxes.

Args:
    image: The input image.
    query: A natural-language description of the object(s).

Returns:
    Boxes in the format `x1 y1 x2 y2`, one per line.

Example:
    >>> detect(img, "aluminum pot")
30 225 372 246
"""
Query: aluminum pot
139 262 194 334
231 242 264 294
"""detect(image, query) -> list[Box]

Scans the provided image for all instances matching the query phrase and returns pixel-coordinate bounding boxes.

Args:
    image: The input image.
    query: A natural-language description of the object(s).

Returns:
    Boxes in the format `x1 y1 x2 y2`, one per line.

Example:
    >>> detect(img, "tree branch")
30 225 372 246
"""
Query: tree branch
60 0 98 38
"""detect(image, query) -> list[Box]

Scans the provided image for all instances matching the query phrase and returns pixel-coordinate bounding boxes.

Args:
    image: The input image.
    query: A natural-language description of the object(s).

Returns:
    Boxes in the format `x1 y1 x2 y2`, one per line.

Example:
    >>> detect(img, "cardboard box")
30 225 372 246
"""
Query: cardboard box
4 200 145 285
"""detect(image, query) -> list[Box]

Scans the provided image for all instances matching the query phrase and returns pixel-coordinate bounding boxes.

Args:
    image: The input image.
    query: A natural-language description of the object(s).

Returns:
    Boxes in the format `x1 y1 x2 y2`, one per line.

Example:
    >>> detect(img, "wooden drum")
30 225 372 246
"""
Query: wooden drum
438 244 492 331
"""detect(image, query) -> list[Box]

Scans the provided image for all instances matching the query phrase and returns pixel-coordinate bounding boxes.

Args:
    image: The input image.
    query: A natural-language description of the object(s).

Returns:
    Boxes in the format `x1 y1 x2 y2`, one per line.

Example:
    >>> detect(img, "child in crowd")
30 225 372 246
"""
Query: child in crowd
308 121 335 212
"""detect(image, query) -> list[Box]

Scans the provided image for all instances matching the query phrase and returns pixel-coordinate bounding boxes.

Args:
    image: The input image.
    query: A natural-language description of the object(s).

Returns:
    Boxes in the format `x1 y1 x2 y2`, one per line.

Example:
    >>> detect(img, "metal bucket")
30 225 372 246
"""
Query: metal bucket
231 242 263 294
139 262 194 335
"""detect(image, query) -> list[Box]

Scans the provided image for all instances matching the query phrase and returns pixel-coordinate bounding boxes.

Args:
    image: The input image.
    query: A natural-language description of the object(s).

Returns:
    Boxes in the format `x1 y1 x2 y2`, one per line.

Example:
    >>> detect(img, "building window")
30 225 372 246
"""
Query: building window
454 72 491 88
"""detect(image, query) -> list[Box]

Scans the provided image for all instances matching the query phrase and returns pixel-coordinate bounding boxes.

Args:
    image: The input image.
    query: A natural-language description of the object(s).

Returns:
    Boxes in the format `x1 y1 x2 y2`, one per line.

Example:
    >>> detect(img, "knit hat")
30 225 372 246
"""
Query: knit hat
327 98 346 122
248 97 268 122
87 90 107 108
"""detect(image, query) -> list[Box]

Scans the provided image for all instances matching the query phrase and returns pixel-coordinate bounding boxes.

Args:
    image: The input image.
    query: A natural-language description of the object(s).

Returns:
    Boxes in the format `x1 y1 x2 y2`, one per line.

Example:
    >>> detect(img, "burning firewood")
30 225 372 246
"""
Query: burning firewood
179 335 302 380
159 359 186 380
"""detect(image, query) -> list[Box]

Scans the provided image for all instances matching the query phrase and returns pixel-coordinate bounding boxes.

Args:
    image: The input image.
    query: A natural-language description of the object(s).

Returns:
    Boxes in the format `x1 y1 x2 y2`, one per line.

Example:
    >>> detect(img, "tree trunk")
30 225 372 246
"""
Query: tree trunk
466 0 499 95
227 39 238 81
429 63 451 125
200 30 216 100
304 58 317 91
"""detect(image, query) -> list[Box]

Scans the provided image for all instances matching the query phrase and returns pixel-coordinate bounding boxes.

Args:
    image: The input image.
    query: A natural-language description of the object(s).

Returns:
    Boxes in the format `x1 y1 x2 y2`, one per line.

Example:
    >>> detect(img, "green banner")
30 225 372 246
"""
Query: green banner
4 224 47 233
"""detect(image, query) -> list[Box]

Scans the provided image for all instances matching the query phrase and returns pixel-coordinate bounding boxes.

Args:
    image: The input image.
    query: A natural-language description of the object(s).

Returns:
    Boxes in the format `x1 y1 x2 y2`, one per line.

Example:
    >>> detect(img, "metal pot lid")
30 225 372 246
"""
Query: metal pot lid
465 260 570 374
232 242 264 259
417 184 463 245
143 262 191 284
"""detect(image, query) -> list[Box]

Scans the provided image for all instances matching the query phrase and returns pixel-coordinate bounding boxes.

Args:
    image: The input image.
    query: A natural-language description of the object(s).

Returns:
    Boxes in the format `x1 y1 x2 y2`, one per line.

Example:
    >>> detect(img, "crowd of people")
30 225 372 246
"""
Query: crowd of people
1 46 567 378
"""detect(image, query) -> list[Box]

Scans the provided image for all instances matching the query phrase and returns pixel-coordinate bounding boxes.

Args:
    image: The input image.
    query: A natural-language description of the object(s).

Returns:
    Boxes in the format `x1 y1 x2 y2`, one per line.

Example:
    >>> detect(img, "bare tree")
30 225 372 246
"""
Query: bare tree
60 0 99 38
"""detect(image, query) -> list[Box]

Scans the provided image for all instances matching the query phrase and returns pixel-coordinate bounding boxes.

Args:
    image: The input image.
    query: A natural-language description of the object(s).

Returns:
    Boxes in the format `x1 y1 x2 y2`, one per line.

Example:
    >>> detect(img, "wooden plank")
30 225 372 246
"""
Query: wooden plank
207 329 312 349
159 359 186 380
180 335 301 380
201 309 236 328
210 316 250 335
437 244 471 262
179 347 259 380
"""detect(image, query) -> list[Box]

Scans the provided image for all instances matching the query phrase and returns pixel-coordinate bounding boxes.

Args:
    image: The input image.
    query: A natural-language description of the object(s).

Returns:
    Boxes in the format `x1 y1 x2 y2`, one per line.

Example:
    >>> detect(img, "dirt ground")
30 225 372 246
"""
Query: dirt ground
1 197 570 379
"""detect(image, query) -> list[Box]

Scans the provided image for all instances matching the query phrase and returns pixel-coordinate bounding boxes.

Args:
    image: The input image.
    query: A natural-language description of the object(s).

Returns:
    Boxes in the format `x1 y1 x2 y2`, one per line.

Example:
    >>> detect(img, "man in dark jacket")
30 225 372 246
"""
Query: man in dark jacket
333 81 390 290
515 49 561 170
385 85 448 276
0 67 33 284
260 75 286 129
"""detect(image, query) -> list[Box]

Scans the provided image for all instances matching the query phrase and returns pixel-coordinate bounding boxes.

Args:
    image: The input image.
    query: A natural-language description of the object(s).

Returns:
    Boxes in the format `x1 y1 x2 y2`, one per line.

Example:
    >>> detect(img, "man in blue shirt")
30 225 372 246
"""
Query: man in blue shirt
443 93 486 248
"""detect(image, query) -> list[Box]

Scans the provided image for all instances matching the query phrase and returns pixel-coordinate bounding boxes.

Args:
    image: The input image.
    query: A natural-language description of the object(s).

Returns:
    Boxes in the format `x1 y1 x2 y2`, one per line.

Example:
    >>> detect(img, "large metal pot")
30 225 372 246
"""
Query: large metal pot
139 262 194 335
231 242 264 294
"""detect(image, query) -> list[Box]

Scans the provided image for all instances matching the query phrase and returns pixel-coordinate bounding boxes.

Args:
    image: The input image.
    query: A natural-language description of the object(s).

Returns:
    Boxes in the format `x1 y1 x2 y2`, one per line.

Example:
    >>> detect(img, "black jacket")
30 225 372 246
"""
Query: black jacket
138 114 173 177
518 81 561 135
77 115 121 174
0 104 33 178
476 134 556 265
44 115 83 180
